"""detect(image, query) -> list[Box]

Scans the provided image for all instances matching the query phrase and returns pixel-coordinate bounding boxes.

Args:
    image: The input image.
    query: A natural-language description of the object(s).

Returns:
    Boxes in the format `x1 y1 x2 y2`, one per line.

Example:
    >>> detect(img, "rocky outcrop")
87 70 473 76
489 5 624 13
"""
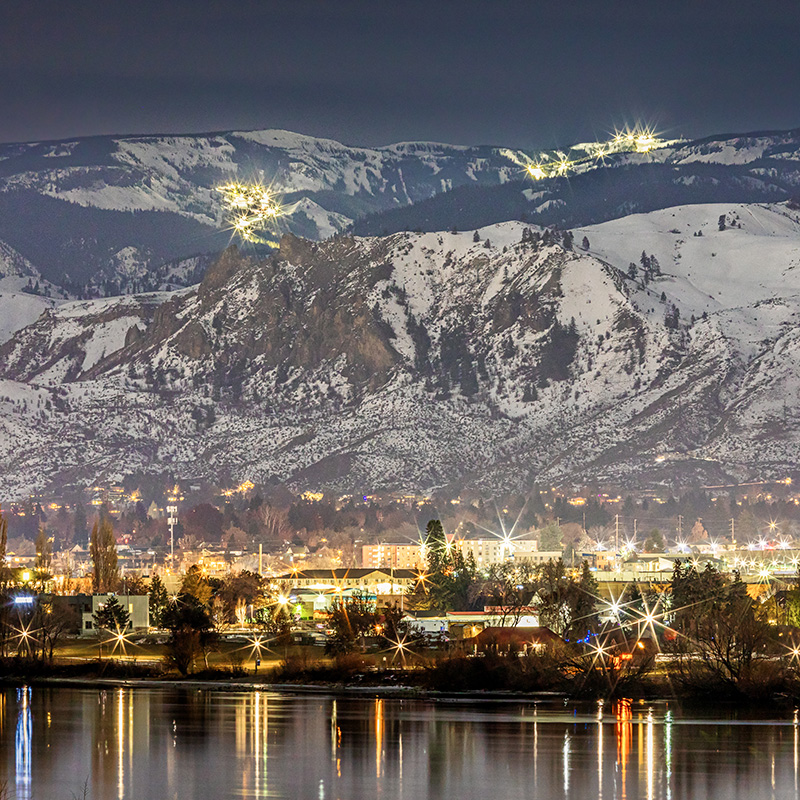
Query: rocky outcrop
3 207 800 497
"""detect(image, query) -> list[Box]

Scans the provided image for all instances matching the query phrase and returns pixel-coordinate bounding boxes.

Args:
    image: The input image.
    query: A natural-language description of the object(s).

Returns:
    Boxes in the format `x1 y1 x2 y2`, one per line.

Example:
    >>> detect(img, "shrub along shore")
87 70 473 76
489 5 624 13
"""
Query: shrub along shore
2 647 800 706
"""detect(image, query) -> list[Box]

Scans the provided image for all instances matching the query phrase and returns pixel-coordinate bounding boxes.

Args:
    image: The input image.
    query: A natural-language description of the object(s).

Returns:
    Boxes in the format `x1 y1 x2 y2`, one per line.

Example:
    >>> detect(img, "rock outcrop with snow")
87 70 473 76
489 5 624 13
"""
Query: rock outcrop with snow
2 201 800 497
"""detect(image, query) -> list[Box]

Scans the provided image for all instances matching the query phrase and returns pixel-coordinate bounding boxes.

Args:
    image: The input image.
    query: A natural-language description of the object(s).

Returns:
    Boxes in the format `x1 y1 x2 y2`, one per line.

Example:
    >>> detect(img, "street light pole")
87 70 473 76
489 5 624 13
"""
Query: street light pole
167 498 178 569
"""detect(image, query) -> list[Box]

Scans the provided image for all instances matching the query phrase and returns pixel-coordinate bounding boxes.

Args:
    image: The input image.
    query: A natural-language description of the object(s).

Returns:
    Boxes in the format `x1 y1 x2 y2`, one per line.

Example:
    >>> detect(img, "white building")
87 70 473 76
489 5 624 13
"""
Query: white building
362 535 561 569
79 593 150 635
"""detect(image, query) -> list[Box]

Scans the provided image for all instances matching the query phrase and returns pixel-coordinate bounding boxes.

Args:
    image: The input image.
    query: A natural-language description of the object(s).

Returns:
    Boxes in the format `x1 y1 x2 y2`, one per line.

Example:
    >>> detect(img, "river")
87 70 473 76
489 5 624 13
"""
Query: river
0 686 798 799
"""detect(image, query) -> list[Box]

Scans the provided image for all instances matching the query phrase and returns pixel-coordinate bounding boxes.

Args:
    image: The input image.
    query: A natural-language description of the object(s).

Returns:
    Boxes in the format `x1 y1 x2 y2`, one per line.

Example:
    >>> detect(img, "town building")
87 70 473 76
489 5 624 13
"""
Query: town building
74 593 150 635
277 568 415 607
361 543 423 569
361 535 560 570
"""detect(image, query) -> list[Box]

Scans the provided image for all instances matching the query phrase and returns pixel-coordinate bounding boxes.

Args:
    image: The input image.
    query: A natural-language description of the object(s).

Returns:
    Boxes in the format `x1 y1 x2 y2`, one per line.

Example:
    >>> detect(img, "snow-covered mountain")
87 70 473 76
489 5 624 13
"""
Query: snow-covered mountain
354 128 800 236
2 125 799 297
2 200 800 498
0 129 526 290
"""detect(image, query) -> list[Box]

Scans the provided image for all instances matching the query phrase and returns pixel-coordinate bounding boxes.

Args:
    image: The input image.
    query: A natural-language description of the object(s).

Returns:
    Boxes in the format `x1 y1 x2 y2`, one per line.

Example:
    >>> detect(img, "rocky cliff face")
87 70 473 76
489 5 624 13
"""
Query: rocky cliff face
2 201 800 497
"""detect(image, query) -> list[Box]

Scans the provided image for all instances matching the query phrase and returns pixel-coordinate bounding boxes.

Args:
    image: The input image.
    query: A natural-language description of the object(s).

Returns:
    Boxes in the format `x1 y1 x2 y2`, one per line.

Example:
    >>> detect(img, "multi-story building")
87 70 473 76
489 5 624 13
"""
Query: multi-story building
361 543 424 569
278 568 416 596
458 537 546 566
362 535 559 569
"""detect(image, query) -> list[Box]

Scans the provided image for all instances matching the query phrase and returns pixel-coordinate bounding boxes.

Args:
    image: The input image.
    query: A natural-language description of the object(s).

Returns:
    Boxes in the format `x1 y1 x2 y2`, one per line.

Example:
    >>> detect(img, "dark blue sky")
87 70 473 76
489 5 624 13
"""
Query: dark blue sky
1 0 798 148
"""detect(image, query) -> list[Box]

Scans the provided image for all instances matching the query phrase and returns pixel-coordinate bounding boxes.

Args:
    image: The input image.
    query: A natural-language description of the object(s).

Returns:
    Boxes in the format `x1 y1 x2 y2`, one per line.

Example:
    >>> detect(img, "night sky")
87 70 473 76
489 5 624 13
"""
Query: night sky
1 0 798 149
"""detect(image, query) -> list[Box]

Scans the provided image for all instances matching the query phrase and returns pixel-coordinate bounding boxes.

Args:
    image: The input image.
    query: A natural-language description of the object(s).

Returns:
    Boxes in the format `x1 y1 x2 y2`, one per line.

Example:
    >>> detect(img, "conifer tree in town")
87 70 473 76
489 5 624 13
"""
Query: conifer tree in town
35 525 52 573
90 516 119 593
0 513 7 566
149 575 169 628
93 596 130 632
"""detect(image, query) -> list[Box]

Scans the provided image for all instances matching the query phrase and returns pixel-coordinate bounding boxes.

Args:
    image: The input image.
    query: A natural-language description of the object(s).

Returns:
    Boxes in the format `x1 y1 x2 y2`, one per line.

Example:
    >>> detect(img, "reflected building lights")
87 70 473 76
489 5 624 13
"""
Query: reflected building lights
646 708 655 800
16 687 32 800
533 704 538 784
331 699 342 778
375 698 384 779
117 689 124 800
254 692 261 796
794 709 799 794
772 753 776 794
399 732 404 796
597 707 603 800
616 699 632 800
236 695 246 755
665 709 673 800
14 689 800 798
331 698 338 762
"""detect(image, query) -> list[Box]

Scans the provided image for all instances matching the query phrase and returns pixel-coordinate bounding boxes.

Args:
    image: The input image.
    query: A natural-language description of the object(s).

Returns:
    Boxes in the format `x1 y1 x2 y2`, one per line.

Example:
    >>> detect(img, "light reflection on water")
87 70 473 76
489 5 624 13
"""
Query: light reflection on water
15 687 31 800
0 687 799 799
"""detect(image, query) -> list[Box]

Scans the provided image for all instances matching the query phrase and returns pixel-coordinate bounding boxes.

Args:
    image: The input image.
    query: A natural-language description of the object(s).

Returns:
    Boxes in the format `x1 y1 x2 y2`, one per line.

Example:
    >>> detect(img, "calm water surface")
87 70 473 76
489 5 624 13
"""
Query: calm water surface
0 686 798 799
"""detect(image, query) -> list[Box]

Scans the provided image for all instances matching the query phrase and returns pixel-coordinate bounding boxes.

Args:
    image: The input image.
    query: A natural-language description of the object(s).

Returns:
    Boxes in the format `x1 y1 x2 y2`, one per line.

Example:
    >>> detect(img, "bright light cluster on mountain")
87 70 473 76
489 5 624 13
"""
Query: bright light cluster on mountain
521 126 670 180
216 182 287 243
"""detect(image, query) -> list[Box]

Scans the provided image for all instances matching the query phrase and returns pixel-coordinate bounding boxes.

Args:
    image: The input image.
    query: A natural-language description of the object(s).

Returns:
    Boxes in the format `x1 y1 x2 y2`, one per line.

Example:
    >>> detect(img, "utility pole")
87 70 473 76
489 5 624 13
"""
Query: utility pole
615 514 620 569
730 517 736 547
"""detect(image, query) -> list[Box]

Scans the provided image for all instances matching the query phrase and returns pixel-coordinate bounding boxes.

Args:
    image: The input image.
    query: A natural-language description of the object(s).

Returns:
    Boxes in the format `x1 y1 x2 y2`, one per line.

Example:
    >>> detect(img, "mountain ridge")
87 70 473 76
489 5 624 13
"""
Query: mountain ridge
2 201 800 498
1 124 798 298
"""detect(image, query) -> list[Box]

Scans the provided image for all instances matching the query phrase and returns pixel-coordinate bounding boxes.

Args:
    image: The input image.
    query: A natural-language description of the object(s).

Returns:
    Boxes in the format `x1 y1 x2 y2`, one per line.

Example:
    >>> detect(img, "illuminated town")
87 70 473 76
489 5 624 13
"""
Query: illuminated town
509 125 677 181
3 475 800 669
2 0 799 796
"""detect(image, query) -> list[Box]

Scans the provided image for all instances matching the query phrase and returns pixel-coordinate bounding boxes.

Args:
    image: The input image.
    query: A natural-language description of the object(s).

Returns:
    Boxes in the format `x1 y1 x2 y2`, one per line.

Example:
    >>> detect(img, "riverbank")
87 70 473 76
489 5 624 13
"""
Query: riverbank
1 660 797 708
0 673 559 700
2 651 799 706
5 675 799 715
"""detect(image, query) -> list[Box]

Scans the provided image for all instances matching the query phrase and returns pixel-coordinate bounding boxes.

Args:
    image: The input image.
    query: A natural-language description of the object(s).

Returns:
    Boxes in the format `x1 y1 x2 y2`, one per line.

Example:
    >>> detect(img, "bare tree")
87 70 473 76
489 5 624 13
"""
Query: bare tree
36 597 79 662
261 504 290 541
471 563 536 627
35 525 53 574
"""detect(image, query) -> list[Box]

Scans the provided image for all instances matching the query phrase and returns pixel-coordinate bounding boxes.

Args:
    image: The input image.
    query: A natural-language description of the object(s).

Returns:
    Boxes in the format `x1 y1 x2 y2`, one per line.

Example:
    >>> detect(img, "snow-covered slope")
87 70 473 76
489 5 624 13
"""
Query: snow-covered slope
576 202 800 317
354 129 800 237
2 125 800 294
0 129 526 289
3 202 800 497
0 292 58 345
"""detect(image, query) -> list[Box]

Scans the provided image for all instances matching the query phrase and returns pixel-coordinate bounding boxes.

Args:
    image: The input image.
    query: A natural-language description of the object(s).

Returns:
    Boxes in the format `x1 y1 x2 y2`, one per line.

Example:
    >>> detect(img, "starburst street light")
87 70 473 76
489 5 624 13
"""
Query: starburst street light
249 634 265 659
107 627 133 658
388 633 411 667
